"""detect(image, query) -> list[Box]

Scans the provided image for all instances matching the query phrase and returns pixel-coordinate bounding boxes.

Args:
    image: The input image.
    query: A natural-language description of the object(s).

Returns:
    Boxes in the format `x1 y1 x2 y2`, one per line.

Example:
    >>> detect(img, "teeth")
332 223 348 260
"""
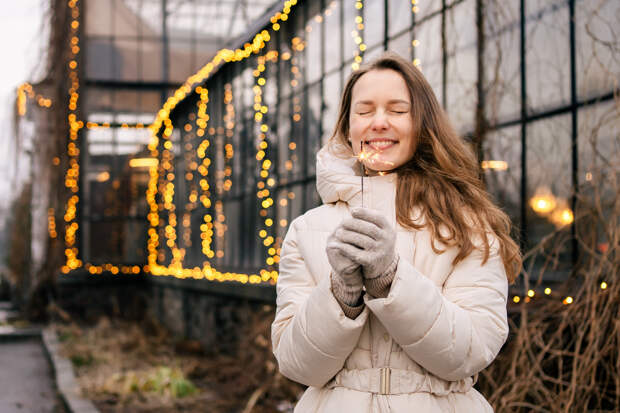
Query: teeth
366 140 397 148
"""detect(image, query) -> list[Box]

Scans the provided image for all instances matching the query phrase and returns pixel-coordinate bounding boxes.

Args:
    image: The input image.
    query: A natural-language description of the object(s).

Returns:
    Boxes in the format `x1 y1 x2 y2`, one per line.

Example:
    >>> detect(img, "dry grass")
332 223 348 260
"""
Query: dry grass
54 310 304 413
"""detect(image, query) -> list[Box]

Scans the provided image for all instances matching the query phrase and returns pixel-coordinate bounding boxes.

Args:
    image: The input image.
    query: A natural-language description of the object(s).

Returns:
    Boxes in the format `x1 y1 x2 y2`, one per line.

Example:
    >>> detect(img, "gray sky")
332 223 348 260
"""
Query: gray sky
0 1 47 210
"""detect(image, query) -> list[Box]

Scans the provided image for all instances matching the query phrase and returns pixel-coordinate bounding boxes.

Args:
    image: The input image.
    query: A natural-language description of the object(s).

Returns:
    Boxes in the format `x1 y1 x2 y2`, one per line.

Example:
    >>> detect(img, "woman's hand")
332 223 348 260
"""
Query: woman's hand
326 227 364 307
338 207 397 279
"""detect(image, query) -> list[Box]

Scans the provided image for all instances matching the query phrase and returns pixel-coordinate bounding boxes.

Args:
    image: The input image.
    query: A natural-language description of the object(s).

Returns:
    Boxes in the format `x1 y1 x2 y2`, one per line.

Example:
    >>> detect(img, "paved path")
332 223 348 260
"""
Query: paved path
0 302 66 413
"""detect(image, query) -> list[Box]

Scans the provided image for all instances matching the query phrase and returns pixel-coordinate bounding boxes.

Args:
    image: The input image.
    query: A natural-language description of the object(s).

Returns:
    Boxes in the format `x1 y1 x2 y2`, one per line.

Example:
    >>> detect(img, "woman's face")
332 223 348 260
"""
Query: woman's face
348 69 416 173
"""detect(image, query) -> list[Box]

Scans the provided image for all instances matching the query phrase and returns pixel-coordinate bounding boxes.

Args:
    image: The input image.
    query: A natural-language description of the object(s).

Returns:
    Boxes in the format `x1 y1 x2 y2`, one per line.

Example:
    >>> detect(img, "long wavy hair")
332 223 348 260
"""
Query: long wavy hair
329 52 521 283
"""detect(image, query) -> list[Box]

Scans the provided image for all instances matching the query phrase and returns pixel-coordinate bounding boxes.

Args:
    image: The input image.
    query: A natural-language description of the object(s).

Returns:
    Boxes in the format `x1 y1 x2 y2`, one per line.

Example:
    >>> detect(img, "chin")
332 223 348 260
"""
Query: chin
364 160 397 173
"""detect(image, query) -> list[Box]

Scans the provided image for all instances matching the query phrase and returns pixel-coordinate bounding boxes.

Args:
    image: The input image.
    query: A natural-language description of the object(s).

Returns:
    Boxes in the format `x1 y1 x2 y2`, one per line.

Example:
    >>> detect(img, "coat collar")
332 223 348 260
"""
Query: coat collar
316 142 398 224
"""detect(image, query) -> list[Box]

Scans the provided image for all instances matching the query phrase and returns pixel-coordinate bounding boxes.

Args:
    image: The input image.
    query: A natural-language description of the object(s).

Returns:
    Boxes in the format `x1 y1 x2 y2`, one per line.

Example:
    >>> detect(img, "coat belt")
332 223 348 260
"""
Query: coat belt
327 367 476 396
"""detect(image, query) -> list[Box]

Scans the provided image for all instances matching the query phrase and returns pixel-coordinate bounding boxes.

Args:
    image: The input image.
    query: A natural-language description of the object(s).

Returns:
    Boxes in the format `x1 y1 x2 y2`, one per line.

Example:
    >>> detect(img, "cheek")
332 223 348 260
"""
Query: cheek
349 121 365 146
349 118 364 136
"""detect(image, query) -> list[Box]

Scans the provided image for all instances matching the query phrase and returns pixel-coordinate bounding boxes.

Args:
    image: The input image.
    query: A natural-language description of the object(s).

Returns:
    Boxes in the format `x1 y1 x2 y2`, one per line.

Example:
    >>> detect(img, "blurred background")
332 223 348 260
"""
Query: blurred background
0 0 618 412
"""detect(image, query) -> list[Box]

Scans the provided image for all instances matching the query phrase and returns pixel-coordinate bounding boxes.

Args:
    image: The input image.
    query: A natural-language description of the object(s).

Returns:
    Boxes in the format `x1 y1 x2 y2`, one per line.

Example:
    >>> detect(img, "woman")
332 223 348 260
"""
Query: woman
271 52 521 412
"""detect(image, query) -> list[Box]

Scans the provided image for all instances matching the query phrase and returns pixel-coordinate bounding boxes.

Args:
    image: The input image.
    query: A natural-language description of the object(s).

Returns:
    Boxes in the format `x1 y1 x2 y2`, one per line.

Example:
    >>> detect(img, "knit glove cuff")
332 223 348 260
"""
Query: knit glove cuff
364 254 399 298
330 272 364 318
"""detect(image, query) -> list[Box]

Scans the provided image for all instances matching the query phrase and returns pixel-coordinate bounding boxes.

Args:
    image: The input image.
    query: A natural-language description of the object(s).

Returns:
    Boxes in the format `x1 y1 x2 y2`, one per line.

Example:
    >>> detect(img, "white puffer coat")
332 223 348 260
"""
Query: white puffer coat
271 145 509 412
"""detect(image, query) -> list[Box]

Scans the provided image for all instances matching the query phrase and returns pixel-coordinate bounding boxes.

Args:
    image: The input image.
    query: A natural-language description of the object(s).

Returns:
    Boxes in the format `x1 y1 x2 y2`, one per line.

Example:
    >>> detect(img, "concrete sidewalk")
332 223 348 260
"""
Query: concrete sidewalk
0 302 66 413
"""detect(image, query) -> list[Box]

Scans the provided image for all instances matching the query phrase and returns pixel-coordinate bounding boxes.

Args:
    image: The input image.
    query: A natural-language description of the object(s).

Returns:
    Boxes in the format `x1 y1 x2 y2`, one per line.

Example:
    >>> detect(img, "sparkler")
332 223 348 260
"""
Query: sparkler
356 141 394 208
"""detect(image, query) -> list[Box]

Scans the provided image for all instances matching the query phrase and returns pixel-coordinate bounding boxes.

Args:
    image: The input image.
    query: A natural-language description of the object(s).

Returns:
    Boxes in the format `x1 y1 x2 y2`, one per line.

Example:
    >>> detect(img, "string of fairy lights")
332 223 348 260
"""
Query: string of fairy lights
12 0 604 304
253 51 281 276
17 83 53 116
62 0 83 273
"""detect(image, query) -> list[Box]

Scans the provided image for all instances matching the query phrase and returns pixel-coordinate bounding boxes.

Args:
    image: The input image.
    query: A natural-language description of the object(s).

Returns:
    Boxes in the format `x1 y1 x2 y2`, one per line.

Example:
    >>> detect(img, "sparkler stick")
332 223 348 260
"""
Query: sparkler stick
356 141 395 208
361 141 364 208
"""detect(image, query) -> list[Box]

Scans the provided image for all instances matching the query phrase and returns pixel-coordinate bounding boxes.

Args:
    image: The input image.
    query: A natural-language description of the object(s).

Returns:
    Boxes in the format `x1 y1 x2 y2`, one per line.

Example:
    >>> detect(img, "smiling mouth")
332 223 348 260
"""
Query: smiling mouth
363 139 398 150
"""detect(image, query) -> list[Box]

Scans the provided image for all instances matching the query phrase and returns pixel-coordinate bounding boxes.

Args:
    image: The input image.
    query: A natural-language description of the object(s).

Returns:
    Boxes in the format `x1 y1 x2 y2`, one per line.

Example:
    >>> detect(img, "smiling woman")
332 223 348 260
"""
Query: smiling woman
271 51 522 412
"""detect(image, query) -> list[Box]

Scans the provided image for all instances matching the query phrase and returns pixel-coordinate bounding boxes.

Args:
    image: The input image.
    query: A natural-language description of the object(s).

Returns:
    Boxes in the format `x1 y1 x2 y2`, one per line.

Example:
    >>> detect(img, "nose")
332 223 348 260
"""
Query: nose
370 110 389 131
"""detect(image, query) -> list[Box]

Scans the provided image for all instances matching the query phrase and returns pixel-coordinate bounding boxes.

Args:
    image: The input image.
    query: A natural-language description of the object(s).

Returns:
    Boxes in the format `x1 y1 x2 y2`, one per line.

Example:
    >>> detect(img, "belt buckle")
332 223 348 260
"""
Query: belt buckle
379 367 391 395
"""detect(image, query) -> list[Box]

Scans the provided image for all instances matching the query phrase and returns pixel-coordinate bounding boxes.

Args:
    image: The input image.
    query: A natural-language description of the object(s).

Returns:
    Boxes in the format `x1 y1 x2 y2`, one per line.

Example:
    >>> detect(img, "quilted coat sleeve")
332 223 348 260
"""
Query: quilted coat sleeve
271 216 369 388
365 238 509 382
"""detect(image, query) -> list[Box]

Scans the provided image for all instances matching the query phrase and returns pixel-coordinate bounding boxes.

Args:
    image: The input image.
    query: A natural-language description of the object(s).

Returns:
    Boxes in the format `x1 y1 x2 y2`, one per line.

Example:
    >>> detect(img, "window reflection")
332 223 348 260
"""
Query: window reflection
483 125 521 226
525 0 570 113
525 115 573 278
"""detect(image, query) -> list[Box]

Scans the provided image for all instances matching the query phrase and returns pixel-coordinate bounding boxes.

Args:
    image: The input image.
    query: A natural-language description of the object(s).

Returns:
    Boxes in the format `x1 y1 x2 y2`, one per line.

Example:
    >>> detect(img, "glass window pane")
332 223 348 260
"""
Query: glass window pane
85 88 113 113
116 128 150 155
526 115 573 279
85 0 113 36
278 97 293 181
276 188 291 242
86 38 116 80
364 0 385 49
343 0 359 61
291 93 305 179
445 1 477 132
124 0 162 37
223 200 240 268
416 16 443 105
113 90 139 114
576 0 620 101
307 83 322 175
170 40 194 83
140 40 163 82
306 1 323 84
388 0 412 37
484 0 521 124
415 0 443 20
114 1 139 38
89 221 123 262
578 101 619 200
288 185 304 221
324 0 342 73
526 0 570 113
483 125 521 226
388 31 412 61
322 71 341 146
577 101 620 255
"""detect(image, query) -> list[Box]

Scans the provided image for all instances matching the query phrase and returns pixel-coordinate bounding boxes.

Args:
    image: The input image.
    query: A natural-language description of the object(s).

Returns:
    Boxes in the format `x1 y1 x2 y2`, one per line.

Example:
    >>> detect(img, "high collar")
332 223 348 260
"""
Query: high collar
316 142 398 223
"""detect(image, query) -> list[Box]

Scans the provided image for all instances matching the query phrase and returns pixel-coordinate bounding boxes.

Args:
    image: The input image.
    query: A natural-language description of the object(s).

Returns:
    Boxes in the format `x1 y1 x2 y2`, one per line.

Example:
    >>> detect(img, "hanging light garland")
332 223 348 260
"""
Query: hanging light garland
351 1 364 70
17 83 52 116
194 87 216 263
253 51 281 278
61 0 83 274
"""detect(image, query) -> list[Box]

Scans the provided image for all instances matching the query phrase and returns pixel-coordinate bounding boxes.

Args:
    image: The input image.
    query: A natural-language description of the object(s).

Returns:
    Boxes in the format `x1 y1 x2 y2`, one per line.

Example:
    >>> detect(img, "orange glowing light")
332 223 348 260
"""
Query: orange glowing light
529 187 556 215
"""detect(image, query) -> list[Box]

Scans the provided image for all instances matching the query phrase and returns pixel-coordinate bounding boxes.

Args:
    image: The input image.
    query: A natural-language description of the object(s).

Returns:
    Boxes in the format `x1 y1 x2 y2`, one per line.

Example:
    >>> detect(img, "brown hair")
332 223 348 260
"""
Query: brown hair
329 52 521 283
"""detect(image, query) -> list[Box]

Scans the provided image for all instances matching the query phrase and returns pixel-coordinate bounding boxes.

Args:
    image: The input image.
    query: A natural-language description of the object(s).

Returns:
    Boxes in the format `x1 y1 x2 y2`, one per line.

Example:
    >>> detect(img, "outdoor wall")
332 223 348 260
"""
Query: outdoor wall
56 273 274 353
149 277 274 351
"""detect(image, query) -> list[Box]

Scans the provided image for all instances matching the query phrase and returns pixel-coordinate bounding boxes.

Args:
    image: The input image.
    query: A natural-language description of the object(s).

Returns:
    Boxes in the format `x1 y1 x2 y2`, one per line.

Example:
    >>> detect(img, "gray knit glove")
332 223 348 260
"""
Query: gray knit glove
326 229 364 307
338 207 398 280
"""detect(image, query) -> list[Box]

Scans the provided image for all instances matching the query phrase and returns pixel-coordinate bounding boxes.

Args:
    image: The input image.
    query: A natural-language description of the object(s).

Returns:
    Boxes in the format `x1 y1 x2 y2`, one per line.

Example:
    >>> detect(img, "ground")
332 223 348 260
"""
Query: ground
53 315 303 413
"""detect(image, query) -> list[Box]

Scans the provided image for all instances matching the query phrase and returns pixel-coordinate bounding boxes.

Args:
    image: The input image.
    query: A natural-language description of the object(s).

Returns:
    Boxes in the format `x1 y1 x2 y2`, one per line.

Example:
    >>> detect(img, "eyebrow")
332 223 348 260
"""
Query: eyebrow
354 99 410 105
